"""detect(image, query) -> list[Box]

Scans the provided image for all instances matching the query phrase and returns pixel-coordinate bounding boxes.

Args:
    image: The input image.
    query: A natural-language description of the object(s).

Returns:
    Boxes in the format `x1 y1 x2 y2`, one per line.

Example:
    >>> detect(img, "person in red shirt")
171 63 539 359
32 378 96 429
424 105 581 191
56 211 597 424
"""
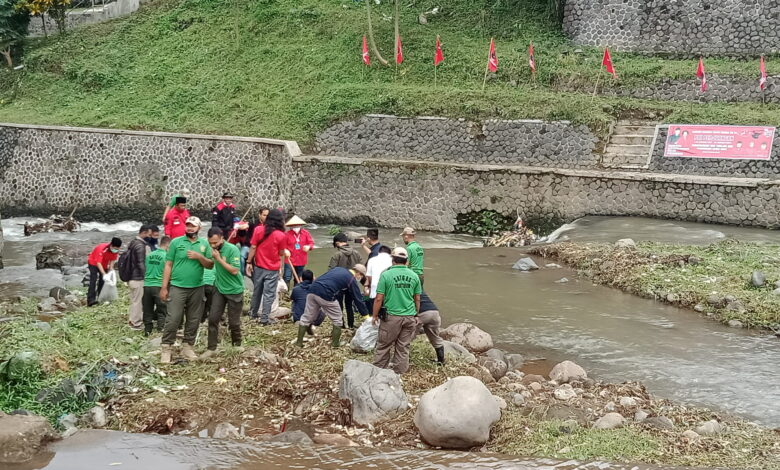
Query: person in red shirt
283 215 314 288
87 237 122 306
164 197 190 238
246 209 289 325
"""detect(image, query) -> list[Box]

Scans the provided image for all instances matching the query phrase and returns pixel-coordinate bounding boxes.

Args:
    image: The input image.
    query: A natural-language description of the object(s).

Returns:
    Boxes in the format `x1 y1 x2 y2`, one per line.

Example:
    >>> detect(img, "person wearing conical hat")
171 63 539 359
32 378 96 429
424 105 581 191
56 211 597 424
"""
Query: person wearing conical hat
284 215 314 288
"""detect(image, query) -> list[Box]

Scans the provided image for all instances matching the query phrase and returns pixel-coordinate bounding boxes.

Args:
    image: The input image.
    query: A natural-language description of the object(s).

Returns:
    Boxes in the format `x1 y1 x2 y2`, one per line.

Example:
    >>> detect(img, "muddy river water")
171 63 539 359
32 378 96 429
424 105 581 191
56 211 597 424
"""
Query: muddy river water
2 215 779 469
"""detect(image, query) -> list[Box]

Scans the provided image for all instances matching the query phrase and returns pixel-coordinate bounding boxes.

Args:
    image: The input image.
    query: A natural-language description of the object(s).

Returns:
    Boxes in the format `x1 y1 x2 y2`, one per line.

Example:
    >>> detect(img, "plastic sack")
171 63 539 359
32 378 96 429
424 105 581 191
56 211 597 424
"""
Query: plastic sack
98 271 118 303
350 316 379 353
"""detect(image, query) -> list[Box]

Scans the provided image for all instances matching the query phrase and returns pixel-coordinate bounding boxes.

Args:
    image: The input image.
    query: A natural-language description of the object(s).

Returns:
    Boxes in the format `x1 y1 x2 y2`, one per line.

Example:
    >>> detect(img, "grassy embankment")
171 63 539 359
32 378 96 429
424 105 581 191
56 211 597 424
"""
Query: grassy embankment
1 285 779 468
1 0 780 146
532 240 780 330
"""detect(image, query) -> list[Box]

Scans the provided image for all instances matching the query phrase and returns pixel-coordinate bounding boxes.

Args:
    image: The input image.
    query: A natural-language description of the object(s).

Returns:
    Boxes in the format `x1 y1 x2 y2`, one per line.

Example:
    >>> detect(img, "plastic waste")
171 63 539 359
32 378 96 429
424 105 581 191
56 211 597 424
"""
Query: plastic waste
349 316 379 353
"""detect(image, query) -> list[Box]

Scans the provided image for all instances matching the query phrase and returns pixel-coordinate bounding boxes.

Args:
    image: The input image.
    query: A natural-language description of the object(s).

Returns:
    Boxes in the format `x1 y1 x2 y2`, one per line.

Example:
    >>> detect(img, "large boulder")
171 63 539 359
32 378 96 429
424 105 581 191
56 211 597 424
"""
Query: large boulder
414 376 501 449
0 412 59 463
477 355 507 381
441 340 476 363
440 323 493 353
338 360 408 425
35 245 67 271
512 257 539 271
549 360 587 383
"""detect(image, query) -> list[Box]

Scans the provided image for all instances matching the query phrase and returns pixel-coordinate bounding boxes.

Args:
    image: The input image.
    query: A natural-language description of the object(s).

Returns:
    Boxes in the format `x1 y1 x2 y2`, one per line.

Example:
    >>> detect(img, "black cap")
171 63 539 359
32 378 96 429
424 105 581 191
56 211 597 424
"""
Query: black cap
222 192 234 198
110 237 122 247
175 196 187 204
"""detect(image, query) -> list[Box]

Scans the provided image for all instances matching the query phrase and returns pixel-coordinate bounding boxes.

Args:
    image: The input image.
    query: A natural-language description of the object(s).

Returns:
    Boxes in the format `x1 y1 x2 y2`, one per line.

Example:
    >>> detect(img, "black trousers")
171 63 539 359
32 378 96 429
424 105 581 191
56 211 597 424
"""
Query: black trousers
142 286 168 334
87 265 104 306
338 289 356 328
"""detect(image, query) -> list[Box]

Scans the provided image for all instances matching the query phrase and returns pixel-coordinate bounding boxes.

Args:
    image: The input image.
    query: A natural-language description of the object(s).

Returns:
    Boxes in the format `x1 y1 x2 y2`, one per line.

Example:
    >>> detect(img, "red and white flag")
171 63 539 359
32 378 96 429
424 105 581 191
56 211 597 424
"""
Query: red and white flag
760 55 767 91
434 36 444 66
696 57 708 92
395 35 404 65
602 48 617 78
487 38 498 72
529 42 536 73
362 35 370 66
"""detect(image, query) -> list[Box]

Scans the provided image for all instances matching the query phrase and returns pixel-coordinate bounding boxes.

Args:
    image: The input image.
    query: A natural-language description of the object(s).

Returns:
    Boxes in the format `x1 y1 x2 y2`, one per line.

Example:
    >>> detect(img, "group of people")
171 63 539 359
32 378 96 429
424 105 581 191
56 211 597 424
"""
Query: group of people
85 191 443 374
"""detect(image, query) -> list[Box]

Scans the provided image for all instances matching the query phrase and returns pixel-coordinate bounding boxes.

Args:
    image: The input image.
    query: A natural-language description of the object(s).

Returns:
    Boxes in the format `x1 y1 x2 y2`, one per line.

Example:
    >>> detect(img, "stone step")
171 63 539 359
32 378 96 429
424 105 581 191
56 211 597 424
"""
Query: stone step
613 125 657 136
604 144 651 156
609 134 656 145
602 153 651 168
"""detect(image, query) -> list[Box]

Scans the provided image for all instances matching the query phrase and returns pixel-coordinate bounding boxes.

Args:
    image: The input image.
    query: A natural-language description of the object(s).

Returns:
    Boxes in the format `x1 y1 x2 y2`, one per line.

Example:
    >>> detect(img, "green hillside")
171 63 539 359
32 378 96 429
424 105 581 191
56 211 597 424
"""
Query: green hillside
1 0 779 146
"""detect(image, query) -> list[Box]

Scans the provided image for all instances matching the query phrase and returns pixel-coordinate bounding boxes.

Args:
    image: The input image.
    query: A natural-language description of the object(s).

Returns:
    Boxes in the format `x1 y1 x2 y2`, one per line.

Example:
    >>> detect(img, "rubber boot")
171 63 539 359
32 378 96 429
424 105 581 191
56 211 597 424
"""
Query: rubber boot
160 344 172 364
434 346 445 365
331 326 342 348
296 325 307 347
181 344 198 361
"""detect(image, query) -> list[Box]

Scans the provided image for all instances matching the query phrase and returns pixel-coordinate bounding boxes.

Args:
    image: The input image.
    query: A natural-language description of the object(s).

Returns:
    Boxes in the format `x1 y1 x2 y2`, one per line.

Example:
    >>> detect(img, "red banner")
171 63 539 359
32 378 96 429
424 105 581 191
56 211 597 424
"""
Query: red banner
663 125 775 160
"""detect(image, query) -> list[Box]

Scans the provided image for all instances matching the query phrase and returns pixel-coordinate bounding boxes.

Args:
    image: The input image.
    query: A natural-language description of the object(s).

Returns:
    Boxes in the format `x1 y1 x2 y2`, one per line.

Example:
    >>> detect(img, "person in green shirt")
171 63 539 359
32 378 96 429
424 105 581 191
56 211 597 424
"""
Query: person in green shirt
401 226 425 286
142 236 171 336
372 246 422 374
159 217 213 364
201 228 245 359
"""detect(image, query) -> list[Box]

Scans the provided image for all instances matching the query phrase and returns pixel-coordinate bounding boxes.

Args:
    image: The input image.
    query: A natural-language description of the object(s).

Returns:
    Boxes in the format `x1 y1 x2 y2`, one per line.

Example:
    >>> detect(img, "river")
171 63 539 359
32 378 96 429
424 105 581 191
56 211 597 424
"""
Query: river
1 215 779 430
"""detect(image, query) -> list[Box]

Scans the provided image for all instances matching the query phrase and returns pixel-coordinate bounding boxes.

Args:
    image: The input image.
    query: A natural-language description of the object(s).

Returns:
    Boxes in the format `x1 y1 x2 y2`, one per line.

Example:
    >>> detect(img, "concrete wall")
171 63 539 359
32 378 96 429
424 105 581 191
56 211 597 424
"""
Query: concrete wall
0 123 300 222
563 0 780 56
315 115 600 168
291 157 780 231
28 0 140 37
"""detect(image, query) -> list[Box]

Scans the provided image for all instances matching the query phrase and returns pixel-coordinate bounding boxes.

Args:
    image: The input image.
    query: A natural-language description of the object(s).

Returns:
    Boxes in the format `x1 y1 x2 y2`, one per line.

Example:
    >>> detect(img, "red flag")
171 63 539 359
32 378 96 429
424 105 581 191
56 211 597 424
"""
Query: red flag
529 42 536 73
395 35 404 65
602 48 617 78
696 57 707 92
362 35 370 66
434 36 444 66
487 38 498 73
760 55 767 91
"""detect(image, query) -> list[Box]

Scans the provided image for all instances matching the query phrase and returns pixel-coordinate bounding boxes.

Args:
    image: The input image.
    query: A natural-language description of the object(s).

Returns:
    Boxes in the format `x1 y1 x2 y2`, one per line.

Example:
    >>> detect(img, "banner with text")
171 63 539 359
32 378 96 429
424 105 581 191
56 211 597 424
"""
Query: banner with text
663 125 775 160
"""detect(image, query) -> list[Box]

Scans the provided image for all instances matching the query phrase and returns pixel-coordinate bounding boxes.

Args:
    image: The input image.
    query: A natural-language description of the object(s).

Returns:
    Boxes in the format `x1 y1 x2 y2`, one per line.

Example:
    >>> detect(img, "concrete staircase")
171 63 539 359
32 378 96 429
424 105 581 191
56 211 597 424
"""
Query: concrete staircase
602 120 658 169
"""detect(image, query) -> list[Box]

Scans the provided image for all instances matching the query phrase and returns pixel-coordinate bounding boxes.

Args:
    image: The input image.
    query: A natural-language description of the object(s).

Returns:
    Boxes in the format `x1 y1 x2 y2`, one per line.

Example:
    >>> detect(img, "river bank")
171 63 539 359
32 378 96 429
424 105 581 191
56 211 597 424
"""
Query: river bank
2 286 779 469
530 239 780 331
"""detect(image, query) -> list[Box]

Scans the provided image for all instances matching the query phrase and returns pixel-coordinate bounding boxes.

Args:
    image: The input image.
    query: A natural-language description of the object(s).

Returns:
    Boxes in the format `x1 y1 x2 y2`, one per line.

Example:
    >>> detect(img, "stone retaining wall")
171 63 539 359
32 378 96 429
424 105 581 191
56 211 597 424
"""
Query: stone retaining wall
647 125 780 178
315 115 600 168
563 0 780 56
291 157 780 231
0 124 299 221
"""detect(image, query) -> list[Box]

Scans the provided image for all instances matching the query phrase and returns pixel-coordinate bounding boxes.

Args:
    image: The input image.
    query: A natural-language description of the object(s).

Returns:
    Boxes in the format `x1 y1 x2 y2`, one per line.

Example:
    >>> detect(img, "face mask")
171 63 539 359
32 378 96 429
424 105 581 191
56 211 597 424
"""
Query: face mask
110 248 119 253
186 231 198 239
144 237 157 244
292 227 301 233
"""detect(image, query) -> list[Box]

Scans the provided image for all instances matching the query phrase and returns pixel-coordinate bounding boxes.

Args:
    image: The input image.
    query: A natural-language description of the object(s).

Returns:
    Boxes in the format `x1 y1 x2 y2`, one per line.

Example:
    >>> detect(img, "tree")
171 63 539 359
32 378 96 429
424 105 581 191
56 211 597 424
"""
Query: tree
0 0 29 68
17 0 70 36
364 0 388 66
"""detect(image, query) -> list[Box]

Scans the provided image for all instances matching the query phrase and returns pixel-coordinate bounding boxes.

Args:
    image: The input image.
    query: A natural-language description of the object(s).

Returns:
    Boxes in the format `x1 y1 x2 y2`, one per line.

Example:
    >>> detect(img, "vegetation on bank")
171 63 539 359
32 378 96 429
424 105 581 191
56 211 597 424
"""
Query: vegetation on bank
1 285 779 468
531 240 780 330
1 0 780 144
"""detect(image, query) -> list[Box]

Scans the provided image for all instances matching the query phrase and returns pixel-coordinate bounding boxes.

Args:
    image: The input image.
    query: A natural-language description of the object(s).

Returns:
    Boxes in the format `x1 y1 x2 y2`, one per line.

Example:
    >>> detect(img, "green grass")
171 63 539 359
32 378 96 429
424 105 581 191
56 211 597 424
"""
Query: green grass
1 0 780 145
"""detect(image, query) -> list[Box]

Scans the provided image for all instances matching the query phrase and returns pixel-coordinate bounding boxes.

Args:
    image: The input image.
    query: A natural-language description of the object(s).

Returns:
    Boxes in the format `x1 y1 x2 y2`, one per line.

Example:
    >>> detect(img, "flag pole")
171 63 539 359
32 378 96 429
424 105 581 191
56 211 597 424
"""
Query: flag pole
482 38 492 92
591 66 602 103
435 64 438 88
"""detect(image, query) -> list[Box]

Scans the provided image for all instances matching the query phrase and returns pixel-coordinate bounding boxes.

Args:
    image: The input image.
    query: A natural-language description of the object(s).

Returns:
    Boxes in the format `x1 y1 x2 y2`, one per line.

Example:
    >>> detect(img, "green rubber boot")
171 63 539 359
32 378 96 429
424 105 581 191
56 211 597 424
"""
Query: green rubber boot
296 325 307 347
331 326 342 348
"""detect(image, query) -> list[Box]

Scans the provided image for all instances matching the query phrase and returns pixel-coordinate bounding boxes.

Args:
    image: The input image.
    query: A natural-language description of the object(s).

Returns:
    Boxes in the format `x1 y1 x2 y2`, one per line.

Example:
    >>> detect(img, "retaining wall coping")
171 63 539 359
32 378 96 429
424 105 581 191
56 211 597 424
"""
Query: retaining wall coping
296 154 769 188
0 123 302 157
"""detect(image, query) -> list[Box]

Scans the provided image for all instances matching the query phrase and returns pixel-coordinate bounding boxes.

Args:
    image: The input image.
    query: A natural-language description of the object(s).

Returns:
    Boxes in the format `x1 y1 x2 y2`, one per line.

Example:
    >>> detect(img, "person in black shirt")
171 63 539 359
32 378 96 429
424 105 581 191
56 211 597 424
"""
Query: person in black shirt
211 192 236 235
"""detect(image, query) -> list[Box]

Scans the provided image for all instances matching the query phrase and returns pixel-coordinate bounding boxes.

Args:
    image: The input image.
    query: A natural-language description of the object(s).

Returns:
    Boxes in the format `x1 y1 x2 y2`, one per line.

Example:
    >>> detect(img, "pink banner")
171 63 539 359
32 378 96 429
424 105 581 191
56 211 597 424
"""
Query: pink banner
663 125 775 160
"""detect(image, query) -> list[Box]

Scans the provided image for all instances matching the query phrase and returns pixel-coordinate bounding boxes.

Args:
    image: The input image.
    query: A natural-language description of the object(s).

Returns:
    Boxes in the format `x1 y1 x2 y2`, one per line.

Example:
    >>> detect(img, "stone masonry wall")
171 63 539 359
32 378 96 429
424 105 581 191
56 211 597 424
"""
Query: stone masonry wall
647 125 780 178
291 158 780 231
0 124 299 222
563 0 780 56
315 116 599 168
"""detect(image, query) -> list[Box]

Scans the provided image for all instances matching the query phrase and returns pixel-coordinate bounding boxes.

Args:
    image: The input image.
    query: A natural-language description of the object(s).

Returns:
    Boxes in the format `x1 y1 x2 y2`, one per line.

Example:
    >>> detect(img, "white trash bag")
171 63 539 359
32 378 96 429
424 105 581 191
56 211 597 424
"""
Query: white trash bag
98 270 118 303
350 316 379 353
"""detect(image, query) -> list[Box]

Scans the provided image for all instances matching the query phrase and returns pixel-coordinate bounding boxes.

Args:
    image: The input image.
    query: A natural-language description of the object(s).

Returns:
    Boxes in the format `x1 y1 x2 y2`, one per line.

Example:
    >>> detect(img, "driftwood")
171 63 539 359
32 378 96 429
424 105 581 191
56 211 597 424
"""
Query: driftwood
483 227 536 247
23 215 80 236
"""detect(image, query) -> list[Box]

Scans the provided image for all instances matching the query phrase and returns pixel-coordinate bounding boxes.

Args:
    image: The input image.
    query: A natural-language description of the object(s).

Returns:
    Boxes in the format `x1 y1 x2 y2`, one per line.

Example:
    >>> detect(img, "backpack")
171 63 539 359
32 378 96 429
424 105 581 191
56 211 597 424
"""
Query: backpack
117 243 136 282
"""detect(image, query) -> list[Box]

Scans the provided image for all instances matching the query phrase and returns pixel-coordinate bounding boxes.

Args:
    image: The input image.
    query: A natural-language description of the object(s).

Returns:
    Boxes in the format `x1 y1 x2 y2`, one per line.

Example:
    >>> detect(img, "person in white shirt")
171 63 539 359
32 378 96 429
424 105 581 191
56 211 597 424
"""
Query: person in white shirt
364 245 393 314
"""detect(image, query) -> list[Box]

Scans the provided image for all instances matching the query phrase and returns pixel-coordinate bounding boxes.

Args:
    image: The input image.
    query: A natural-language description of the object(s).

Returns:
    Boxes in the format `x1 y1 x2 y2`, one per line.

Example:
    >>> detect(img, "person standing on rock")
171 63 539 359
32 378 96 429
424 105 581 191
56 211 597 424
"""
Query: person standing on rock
295 266 369 348
200 227 244 359
159 217 213 363
86 237 122 307
372 247 421 375
329 232 363 328
361 228 383 261
163 197 190 239
417 292 445 365
211 192 236 237
364 245 392 314
162 189 190 223
246 209 289 325
125 225 154 330
143 236 170 335
401 227 425 286
283 215 314 288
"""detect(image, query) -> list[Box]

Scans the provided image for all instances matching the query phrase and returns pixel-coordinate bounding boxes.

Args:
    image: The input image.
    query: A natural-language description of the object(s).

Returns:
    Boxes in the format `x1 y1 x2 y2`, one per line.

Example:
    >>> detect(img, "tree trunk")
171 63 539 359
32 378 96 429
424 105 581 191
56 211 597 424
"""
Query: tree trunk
41 15 48 38
365 0 388 66
1 48 13 68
